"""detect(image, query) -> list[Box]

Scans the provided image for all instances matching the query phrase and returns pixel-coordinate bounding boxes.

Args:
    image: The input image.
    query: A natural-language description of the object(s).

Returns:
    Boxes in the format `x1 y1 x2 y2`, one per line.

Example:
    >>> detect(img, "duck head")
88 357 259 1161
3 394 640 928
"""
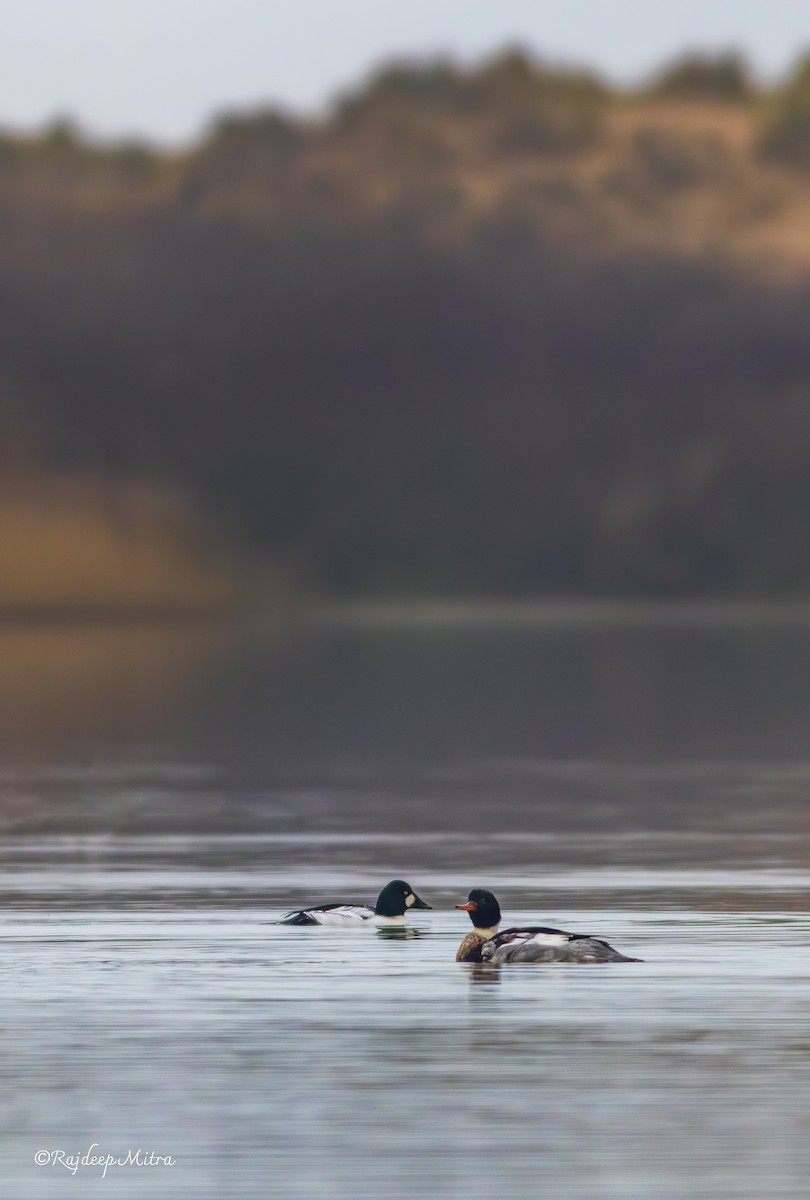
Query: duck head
375 879 432 919
455 887 502 937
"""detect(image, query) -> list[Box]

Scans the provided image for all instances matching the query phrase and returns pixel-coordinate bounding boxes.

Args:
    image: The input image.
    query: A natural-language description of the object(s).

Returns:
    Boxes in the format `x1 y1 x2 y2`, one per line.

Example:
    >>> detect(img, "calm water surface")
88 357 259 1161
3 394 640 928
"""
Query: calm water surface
1 611 810 1197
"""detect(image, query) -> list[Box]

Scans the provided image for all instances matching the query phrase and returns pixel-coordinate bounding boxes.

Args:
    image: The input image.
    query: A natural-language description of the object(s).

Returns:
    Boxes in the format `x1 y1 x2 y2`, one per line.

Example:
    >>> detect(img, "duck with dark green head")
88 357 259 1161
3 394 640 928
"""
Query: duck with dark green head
279 880 432 927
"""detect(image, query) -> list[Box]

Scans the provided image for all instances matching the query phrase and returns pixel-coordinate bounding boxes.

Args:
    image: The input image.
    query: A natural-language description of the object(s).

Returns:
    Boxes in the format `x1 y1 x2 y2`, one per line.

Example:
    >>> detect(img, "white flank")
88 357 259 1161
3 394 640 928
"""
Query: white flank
527 933 570 948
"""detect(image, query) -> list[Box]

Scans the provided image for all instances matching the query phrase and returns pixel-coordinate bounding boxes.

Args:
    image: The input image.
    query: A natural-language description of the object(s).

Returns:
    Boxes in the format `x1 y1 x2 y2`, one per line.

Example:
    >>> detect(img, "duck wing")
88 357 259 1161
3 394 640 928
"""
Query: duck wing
481 926 641 964
277 902 375 926
559 932 642 963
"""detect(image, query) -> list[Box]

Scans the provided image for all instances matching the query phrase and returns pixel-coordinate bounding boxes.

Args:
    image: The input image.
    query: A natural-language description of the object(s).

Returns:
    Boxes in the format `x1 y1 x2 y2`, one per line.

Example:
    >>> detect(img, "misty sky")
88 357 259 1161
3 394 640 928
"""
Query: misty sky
3 0 810 144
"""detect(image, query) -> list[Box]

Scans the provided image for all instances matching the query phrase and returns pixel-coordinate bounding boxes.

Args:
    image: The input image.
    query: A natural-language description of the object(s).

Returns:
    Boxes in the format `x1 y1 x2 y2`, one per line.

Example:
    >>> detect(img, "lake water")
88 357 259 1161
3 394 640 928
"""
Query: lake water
2 607 810 1198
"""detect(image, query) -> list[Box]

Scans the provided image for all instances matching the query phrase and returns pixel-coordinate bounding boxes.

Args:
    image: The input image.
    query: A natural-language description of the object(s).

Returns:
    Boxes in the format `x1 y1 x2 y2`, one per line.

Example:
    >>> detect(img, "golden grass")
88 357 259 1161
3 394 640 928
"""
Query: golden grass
10 91 810 275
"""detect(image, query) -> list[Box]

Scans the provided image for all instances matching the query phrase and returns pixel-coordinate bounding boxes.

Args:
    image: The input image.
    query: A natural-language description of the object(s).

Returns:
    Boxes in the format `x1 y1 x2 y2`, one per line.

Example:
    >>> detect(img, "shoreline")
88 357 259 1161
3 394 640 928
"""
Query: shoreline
4 594 810 630
306 596 810 629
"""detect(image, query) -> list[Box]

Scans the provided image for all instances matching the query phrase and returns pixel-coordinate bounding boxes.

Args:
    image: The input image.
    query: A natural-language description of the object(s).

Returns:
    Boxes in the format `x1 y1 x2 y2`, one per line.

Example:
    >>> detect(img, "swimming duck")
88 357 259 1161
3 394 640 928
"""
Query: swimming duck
278 879 431 927
455 888 641 963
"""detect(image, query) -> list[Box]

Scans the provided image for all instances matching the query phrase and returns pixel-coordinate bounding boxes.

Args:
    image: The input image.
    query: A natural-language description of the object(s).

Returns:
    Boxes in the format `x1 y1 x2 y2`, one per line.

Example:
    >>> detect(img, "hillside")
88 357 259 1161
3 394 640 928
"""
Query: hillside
3 50 810 599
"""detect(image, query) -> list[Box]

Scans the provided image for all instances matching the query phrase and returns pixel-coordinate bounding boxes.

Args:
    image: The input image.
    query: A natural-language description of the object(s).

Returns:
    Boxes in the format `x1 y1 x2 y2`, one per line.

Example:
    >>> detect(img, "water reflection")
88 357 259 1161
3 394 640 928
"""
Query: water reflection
2 609 810 841
376 927 421 940
466 963 503 986
0 620 227 760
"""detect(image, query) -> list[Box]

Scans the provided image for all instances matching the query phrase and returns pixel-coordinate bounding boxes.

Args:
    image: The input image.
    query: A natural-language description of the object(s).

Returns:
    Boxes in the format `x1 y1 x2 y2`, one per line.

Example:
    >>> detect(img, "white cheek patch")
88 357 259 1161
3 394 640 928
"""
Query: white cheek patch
405 893 415 908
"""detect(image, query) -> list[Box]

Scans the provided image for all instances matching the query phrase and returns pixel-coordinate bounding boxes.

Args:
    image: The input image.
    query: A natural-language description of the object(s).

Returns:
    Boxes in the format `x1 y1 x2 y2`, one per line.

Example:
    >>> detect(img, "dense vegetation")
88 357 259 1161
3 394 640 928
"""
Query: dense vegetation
4 49 810 599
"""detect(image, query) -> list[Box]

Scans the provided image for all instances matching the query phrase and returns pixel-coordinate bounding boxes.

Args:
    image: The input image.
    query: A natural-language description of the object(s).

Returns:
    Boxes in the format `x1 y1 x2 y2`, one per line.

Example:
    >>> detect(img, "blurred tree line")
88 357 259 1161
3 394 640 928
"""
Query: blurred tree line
3 48 810 597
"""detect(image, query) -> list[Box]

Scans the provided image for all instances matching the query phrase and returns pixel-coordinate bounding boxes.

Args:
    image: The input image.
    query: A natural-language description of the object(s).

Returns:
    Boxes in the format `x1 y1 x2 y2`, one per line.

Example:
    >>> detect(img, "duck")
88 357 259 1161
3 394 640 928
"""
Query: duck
278 879 432 927
455 887 641 963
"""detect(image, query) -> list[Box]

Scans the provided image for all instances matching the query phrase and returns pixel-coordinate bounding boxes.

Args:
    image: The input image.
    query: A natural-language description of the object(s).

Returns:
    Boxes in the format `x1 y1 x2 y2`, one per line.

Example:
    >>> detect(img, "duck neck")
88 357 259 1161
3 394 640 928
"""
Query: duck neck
473 923 500 941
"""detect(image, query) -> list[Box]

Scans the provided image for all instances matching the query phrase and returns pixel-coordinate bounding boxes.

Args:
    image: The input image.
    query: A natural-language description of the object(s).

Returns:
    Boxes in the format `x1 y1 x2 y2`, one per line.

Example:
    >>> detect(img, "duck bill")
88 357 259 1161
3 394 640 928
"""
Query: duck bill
410 892 432 910
455 901 477 912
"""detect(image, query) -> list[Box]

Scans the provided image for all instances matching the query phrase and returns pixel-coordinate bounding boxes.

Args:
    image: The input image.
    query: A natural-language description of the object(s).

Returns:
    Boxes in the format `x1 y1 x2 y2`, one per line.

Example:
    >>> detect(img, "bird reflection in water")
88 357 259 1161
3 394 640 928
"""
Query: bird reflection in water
466 963 502 986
